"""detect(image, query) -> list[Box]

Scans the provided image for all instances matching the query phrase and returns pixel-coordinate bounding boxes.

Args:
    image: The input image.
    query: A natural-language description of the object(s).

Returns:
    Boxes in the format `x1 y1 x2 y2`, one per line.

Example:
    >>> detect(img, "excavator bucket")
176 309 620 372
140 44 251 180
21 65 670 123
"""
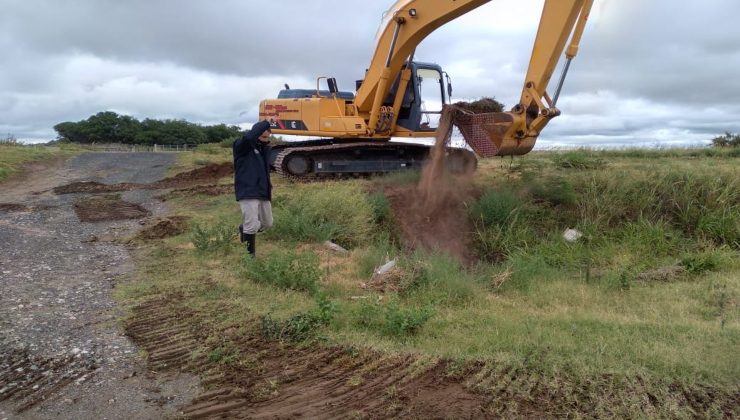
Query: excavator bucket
453 112 535 157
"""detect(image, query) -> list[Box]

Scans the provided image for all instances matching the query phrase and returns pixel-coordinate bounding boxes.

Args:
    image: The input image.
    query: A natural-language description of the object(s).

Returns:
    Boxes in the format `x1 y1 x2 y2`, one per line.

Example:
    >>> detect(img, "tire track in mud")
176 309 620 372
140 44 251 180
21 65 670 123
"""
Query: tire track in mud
125 297 489 419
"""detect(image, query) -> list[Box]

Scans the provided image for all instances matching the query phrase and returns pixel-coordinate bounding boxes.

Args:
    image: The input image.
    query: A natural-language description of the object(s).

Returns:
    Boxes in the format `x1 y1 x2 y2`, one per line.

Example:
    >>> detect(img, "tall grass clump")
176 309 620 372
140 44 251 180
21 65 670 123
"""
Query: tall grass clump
396 251 480 305
242 249 322 294
551 149 606 170
469 188 536 261
651 172 739 248
191 220 235 253
267 182 374 248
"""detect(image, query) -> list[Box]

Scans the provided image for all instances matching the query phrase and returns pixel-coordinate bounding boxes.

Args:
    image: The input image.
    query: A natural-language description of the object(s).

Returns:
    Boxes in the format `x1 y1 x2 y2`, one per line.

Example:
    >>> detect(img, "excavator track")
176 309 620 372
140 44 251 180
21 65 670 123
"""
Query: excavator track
270 140 476 181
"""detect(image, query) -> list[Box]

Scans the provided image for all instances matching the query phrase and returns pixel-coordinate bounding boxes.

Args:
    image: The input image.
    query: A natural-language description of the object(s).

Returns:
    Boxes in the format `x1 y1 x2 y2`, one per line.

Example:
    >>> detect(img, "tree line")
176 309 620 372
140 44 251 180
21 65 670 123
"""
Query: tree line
53 111 241 145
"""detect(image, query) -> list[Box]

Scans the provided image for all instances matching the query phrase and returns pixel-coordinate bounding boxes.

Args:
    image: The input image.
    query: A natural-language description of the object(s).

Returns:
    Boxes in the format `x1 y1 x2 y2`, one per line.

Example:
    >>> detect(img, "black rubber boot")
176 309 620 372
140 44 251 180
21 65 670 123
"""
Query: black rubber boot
238 224 247 243
245 233 256 257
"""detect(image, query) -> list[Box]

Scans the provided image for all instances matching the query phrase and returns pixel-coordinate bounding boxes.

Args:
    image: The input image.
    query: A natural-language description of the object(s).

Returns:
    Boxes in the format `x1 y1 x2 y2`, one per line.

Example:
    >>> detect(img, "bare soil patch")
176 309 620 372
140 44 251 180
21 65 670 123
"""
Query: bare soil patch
135 216 190 240
125 295 740 418
74 195 150 222
0 203 30 212
156 183 233 201
54 162 234 195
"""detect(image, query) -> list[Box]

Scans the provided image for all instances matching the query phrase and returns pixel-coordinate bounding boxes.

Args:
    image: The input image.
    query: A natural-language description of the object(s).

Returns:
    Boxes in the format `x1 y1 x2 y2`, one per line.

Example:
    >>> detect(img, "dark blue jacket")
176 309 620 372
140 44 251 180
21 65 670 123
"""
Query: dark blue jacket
233 121 272 201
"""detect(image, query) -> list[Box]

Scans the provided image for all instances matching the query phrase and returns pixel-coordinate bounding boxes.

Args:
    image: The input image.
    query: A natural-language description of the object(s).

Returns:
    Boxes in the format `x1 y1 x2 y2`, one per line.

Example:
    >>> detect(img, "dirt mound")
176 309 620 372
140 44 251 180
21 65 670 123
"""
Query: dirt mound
54 162 234 195
136 216 189 240
74 195 150 222
53 181 135 194
158 162 233 185
156 184 233 201
453 97 505 114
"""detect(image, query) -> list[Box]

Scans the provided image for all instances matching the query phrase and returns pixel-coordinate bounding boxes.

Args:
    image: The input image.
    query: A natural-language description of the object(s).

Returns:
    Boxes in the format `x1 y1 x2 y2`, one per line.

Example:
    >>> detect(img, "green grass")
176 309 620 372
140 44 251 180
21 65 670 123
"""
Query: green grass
118 146 740 415
0 143 79 182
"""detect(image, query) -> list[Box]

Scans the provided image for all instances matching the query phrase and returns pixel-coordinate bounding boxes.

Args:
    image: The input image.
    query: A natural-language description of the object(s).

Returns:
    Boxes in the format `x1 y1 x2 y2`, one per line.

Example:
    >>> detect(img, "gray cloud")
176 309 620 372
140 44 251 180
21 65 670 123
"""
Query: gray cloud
1 0 737 146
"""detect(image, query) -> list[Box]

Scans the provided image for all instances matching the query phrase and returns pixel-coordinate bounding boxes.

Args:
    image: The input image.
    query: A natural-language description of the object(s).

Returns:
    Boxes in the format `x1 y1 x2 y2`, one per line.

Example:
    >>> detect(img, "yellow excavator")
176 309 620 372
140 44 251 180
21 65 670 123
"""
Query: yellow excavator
259 0 594 179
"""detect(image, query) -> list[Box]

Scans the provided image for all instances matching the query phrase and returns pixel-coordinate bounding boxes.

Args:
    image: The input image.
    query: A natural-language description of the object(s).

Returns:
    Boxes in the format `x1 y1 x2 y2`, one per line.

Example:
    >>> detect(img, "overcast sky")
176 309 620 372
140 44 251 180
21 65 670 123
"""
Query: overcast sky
2 0 739 148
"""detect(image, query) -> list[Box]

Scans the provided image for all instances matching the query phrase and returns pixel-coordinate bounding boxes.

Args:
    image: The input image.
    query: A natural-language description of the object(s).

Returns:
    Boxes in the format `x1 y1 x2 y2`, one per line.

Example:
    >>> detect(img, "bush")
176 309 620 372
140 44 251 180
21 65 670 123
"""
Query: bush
367 192 391 225
243 249 322 293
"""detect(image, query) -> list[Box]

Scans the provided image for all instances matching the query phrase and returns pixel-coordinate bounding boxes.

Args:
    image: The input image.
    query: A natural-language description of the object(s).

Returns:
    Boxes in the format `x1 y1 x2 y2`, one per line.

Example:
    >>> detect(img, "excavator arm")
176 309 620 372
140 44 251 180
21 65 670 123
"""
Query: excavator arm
357 0 594 154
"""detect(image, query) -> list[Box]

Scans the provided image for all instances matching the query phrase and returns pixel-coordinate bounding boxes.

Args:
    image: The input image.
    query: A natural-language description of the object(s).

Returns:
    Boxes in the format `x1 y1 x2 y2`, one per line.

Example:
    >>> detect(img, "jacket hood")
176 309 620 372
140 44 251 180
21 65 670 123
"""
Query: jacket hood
244 120 271 142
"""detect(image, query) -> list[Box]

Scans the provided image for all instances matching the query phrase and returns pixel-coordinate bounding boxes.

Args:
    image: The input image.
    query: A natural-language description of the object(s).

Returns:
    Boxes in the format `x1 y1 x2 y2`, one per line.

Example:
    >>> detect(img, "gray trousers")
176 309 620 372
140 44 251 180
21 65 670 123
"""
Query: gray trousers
238 199 273 234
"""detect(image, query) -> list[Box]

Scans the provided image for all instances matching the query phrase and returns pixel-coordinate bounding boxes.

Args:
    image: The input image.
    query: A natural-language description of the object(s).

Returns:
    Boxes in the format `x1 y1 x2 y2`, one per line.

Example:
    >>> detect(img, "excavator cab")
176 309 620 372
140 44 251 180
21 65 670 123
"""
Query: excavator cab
383 61 448 133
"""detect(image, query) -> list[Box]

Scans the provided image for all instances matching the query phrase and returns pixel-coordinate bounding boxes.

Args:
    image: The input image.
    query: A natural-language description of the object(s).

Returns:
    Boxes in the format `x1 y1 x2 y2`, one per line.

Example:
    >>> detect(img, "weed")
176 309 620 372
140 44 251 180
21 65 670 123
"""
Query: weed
469 188 525 227
382 300 432 337
680 252 721 275
242 249 322 294
551 150 606 169
367 191 391 225
260 294 338 342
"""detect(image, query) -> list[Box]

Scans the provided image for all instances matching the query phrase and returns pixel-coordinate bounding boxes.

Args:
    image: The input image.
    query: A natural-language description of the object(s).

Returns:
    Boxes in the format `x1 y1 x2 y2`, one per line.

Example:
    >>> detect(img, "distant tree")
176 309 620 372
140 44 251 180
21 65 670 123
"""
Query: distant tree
54 112 236 145
711 132 740 148
136 119 206 145
204 124 241 143
54 121 89 143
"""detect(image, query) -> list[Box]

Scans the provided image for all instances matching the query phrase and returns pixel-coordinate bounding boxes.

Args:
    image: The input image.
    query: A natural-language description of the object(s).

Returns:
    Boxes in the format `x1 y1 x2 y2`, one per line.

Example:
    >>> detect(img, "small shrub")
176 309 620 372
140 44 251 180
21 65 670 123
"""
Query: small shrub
354 299 383 329
400 251 477 304
191 221 234 252
243 249 322 293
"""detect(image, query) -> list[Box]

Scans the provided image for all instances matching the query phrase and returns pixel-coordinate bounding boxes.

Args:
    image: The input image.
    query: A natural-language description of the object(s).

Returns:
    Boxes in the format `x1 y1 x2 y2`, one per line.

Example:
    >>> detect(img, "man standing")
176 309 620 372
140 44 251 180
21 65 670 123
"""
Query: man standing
233 120 273 256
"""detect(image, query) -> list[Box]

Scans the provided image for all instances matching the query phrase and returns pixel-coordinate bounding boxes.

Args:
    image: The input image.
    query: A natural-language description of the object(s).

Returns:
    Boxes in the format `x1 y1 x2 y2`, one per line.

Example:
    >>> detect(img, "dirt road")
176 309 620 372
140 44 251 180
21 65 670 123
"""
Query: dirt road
0 153 199 419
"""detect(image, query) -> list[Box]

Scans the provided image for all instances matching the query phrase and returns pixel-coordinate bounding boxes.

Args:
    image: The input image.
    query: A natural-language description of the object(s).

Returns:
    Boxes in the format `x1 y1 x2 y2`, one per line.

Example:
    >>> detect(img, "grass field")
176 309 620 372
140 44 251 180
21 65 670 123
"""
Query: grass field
0 143 80 182
4 141 733 414
119 145 739 416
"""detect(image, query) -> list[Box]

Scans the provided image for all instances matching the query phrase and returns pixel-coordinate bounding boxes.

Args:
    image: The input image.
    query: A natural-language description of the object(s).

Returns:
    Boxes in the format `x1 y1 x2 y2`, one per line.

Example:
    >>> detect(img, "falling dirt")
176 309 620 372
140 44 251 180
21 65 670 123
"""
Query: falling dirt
74 195 150 222
385 107 478 264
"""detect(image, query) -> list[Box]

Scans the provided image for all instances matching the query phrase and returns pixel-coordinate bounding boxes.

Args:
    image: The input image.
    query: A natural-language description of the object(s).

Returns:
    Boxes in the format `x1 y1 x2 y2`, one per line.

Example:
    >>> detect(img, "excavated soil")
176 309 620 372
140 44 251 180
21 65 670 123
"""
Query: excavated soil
135 216 189 240
74 195 150 222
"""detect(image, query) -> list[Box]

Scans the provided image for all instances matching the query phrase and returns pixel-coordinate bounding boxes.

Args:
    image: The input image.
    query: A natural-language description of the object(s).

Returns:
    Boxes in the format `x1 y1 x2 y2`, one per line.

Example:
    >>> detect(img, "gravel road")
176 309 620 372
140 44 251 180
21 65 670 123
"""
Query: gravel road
0 153 200 419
